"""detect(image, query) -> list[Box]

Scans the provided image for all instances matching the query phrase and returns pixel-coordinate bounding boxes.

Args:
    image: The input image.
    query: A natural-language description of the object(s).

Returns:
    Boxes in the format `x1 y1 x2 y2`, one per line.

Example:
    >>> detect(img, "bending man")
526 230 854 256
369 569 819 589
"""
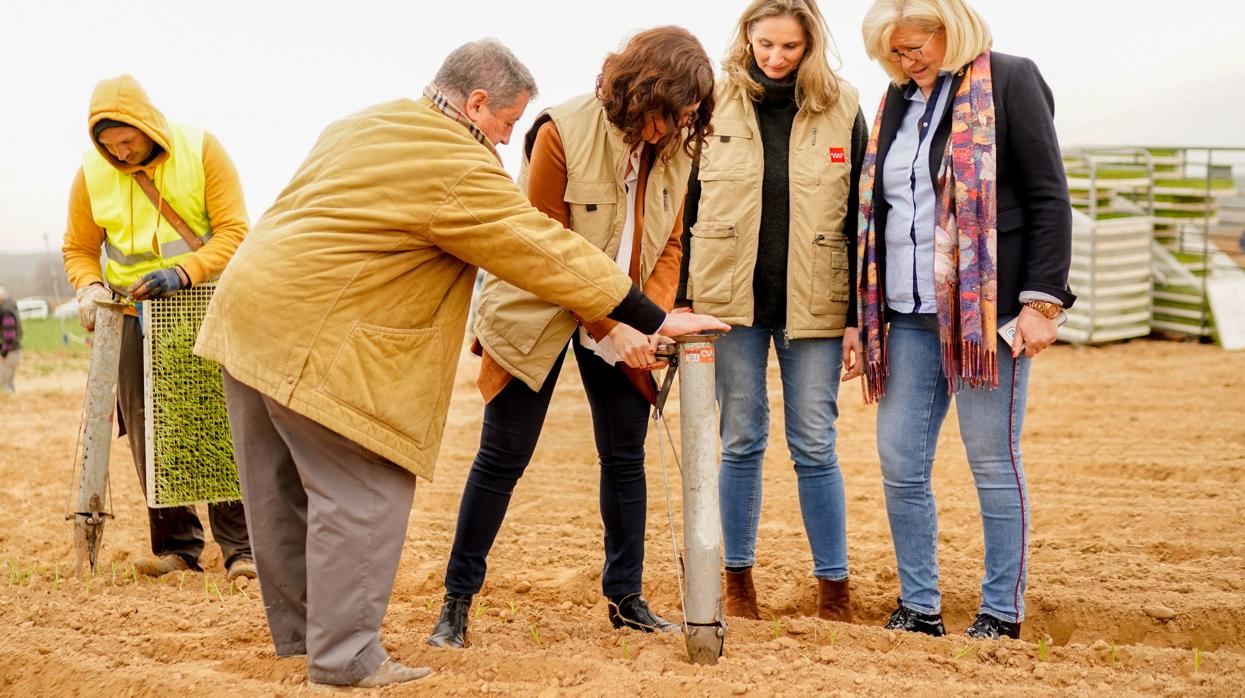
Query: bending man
195 39 727 689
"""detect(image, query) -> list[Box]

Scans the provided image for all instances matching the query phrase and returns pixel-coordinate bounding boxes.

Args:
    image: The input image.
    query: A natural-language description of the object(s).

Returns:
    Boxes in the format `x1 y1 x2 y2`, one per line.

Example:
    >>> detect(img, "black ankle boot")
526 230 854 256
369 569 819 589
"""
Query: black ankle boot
608 594 680 633
883 598 946 637
427 592 472 648
966 613 1021 640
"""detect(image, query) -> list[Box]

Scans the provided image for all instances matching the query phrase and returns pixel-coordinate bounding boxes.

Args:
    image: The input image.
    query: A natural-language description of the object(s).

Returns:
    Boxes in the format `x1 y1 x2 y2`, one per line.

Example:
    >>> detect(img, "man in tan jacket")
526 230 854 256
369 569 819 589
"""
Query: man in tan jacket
195 39 726 689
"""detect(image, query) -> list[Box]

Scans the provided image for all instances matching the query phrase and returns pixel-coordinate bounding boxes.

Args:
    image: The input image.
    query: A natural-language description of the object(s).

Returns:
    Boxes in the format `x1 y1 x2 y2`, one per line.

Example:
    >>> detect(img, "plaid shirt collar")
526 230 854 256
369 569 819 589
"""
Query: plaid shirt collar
424 83 500 162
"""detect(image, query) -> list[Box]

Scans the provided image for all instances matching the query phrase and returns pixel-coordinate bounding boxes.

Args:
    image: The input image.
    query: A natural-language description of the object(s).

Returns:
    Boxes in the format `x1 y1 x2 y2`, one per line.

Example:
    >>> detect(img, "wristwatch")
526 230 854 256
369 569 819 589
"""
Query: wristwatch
1024 300 1062 320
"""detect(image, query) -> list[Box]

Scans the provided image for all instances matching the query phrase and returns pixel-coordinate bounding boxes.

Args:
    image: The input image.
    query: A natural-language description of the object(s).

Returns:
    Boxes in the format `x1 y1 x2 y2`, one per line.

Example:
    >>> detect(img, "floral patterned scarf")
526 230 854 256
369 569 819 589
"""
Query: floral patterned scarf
856 51 998 402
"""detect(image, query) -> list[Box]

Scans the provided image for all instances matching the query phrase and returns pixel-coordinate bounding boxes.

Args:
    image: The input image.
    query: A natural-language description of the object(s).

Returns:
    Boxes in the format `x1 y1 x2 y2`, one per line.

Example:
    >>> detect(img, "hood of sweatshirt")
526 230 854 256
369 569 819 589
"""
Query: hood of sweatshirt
87 75 173 174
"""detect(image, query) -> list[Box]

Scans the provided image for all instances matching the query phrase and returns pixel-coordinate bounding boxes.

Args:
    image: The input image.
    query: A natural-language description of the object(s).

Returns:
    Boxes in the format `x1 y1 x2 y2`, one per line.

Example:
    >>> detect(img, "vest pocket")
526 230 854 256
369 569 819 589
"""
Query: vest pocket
689 222 738 304
318 323 446 447
564 180 618 249
811 232 850 315
699 118 754 176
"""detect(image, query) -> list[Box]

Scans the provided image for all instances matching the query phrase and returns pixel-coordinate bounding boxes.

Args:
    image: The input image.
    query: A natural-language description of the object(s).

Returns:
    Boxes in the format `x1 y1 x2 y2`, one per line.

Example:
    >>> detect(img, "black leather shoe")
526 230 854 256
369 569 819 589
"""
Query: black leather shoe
608 594 680 633
883 599 946 637
966 613 1021 640
427 592 472 648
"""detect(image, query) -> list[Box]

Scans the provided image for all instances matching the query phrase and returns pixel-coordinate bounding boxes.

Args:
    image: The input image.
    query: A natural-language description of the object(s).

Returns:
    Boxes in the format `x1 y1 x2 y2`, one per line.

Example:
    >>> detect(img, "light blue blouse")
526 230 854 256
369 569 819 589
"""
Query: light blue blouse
882 72 952 314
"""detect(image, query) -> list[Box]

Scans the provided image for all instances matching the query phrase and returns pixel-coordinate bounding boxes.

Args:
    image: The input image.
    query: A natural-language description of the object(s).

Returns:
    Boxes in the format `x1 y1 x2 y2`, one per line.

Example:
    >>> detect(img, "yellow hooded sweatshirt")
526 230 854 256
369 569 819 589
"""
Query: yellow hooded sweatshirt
62 75 248 294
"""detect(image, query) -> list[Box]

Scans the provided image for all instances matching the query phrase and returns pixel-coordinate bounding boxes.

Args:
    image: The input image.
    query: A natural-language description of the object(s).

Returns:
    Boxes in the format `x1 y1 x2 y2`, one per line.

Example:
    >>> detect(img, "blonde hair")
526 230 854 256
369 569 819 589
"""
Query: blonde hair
861 0 992 85
722 0 842 113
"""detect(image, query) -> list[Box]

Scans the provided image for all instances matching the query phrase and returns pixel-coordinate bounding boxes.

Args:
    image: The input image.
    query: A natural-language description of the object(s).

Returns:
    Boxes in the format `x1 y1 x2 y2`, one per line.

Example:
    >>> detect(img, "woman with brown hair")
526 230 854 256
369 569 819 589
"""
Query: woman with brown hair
678 0 866 622
427 26 716 648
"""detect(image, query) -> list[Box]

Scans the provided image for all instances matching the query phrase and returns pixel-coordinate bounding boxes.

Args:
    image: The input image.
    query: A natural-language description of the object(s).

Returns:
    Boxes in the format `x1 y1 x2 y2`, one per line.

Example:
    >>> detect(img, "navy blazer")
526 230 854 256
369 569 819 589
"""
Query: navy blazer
870 51 1075 315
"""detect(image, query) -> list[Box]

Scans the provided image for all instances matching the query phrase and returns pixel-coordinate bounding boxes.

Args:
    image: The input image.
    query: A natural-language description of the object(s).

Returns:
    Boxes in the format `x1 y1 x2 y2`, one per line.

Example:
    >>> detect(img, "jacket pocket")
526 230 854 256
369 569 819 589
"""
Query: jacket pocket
811 232 850 316
319 323 445 447
997 203 1025 233
689 221 738 304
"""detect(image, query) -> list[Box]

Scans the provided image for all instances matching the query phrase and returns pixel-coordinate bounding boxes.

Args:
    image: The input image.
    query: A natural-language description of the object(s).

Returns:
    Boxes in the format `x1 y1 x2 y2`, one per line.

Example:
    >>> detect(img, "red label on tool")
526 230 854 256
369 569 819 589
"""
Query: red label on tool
828 147 846 164
684 347 715 364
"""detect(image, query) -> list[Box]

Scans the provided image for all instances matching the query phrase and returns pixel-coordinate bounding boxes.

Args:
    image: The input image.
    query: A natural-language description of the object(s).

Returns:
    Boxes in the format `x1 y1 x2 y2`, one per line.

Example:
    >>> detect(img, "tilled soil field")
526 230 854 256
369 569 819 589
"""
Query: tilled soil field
1 340 1243 696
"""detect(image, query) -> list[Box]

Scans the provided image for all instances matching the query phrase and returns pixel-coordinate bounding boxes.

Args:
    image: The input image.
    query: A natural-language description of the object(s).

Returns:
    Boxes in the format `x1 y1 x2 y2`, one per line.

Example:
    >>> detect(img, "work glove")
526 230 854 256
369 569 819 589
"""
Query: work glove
127 266 189 301
76 283 115 331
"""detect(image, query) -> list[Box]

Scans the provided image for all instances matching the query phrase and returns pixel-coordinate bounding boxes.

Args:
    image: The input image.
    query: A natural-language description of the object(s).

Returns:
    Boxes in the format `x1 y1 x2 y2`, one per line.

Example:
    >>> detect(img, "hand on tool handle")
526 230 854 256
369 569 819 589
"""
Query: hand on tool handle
656 309 730 341
75 283 115 331
608 308 728 370
607 323 668 371
126 266 189 302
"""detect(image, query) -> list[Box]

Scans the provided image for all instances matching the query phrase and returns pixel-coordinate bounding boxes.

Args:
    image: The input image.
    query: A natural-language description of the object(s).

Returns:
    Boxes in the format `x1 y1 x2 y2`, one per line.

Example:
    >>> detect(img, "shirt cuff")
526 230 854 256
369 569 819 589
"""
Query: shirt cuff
606 284 665 334
1018 291 1064 307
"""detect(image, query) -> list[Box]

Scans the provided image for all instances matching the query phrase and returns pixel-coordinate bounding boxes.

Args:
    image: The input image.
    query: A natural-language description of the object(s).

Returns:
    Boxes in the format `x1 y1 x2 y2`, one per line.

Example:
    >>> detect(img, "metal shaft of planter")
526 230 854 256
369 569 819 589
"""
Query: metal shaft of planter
675 333 725 664
70 301 126 575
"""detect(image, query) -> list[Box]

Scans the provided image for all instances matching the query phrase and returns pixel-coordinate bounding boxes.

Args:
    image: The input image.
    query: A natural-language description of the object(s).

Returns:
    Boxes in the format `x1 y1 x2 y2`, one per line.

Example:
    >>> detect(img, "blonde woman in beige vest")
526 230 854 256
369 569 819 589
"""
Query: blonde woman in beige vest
428 27 717 648
678 0 867 622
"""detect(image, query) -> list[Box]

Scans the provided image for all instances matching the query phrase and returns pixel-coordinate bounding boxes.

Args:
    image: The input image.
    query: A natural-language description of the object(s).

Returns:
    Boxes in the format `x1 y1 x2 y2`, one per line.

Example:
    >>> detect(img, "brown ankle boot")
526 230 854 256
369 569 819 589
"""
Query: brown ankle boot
724 569 760 619
817 578 854 622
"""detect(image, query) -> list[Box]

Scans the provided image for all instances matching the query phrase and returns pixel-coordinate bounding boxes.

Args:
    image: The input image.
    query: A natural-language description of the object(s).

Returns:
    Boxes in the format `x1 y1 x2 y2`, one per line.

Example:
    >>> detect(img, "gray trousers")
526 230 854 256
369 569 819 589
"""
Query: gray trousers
118 316 250 568
0 349 19 393
222 370 416 685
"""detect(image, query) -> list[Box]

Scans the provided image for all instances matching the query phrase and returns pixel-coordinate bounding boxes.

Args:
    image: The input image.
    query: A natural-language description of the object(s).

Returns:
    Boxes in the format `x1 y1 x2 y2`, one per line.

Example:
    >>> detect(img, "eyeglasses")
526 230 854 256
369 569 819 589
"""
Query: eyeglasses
886 29 940 63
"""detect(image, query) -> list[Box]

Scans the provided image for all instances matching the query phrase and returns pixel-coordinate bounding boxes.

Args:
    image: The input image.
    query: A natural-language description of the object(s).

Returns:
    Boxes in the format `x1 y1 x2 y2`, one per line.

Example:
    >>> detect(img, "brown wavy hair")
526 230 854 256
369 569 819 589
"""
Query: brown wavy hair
596 26 716 163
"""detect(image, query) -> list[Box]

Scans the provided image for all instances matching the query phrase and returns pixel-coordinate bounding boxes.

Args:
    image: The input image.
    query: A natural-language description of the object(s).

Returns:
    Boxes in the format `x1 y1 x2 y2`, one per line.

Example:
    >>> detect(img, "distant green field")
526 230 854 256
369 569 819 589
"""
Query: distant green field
18 317 90 353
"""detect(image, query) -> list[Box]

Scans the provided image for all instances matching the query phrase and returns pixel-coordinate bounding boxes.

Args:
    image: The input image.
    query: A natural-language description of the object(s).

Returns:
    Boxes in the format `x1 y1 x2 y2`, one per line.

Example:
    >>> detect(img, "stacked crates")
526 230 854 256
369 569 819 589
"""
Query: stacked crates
1059 150 1154 344
1135 149 1244 338
1063 147 1245 342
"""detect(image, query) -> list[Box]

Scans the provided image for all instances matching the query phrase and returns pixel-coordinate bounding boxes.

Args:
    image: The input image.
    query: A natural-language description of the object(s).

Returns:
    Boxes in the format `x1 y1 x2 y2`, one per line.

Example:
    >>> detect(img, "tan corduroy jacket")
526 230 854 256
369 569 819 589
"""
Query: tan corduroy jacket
686 78 859 338
194 96 635 481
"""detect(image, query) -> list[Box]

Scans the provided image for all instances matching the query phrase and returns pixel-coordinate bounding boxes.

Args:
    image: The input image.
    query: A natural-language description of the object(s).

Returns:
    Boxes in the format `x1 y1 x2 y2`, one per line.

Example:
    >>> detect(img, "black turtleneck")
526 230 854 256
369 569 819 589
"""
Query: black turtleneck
748 60 800 330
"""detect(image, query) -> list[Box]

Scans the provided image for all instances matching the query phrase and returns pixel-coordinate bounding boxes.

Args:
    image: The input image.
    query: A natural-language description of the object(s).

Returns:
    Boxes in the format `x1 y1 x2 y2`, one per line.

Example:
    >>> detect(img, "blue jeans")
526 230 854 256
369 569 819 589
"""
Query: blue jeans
716 324 848 580
877 313 1031 623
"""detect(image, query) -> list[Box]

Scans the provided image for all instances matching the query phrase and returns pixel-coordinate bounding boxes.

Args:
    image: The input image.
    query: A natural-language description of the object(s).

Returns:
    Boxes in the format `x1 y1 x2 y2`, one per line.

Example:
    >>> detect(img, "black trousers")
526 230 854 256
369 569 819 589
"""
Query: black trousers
117 315 251 568
444 336 651 598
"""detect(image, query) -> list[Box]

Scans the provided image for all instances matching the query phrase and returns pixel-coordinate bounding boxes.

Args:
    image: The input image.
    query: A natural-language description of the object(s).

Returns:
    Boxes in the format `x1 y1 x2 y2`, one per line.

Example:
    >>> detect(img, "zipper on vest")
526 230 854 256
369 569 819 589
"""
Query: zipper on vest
663 188 669 211
812 127 822 186
781 328 790 349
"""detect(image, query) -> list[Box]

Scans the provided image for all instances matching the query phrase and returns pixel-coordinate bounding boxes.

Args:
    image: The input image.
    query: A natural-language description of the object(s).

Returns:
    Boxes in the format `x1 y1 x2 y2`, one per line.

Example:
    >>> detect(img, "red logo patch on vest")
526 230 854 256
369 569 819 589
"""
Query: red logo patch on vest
828 147 846 164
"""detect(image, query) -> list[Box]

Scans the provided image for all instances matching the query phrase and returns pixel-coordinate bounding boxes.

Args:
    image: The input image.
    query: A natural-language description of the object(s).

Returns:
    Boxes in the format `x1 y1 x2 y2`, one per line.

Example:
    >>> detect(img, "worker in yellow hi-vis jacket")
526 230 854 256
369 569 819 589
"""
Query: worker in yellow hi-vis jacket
61 74 254 583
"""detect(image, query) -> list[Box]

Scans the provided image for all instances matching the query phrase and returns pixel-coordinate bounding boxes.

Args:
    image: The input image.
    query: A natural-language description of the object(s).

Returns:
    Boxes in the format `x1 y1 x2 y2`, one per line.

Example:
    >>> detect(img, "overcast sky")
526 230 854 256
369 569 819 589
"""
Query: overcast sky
2 0 1241 253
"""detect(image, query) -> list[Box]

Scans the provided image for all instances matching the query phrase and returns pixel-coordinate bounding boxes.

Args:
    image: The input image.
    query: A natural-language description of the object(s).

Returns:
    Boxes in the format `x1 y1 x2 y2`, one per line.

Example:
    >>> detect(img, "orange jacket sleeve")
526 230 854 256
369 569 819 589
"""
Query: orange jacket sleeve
178 132 249 285
640 200 684 312
525 121 572 229
62 167 107 290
